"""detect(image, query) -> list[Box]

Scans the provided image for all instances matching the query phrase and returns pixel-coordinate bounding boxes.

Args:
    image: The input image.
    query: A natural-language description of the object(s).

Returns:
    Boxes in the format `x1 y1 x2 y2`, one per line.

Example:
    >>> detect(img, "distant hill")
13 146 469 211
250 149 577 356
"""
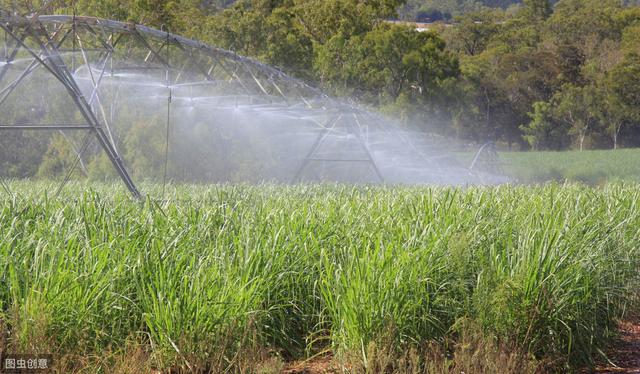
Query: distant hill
397 0 540 21
210 0 522 22
205 0 639 22
399 0 638 21
398 1 521 21
206 0 238 9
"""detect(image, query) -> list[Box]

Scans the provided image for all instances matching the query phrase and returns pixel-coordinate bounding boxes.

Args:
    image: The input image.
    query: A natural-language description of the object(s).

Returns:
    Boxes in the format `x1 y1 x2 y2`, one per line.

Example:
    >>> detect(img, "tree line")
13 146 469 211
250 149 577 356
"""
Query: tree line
53 0 640 149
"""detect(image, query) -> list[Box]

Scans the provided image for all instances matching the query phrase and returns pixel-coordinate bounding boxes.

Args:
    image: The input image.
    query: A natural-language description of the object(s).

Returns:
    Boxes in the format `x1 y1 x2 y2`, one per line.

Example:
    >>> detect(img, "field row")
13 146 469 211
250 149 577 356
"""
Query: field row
0 182 639 372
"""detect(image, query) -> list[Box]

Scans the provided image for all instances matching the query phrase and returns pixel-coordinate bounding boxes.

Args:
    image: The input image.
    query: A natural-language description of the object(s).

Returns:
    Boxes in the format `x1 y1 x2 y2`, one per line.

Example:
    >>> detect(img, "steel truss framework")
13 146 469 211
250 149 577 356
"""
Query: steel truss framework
0 11 505 197
0 11 392 197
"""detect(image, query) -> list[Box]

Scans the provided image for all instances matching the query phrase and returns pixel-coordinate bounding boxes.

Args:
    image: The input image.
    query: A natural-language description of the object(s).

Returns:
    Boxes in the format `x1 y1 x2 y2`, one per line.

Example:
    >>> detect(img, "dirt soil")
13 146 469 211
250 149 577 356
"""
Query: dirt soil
282 354 342 374
595 318 640 374
282 319 640 374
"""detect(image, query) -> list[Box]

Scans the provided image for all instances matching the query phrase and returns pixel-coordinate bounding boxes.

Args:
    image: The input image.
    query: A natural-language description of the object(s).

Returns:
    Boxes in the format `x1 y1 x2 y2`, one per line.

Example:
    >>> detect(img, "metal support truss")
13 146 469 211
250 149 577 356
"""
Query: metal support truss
291 113 384 183
4 27 140 197
469 142 503 177
0 124 93 130
0 11 398 196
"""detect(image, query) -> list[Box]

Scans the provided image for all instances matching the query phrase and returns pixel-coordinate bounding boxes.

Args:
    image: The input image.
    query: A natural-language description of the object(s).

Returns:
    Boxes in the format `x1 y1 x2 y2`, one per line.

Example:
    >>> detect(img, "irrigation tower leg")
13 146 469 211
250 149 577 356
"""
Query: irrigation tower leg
291 114 342 183
0 23 142 199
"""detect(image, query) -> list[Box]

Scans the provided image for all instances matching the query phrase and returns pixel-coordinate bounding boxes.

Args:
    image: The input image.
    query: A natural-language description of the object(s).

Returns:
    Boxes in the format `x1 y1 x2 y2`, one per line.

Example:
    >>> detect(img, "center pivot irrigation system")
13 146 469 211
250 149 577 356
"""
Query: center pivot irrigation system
0 10 503 198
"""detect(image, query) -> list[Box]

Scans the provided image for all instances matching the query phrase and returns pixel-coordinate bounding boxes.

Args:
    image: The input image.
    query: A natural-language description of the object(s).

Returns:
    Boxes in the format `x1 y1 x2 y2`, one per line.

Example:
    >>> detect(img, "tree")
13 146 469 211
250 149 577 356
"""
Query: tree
0 132 50 178
522 0 552 21
595 89 626 150
552 84 598 151
444 10 503 56
207 1 270 57
605 52 640 148
315 24 459 108
263 7 314 75
546 0 622 60
455 50 524 145
292 0 405 45
36 133 88 179
520 101 567 150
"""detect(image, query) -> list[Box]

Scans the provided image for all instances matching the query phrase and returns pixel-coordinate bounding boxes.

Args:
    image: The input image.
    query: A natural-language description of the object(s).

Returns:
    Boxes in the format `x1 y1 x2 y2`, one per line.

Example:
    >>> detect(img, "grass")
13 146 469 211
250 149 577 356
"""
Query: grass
499 148 640 184
0 181 639 373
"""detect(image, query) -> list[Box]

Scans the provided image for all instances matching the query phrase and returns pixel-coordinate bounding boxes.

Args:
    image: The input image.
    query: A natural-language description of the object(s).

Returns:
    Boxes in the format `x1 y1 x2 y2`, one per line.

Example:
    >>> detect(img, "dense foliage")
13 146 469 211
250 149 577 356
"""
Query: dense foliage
400 0 640 21
0 182 638 371
399 0 529 21
1 0 640 181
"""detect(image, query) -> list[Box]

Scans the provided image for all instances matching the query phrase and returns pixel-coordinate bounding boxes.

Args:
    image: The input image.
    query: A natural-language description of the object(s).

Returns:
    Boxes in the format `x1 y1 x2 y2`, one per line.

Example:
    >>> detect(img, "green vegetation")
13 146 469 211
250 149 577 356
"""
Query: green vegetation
399 0 526 20
0 182 638 372
399 0 640 21
1 2 639 373
500 148 640 184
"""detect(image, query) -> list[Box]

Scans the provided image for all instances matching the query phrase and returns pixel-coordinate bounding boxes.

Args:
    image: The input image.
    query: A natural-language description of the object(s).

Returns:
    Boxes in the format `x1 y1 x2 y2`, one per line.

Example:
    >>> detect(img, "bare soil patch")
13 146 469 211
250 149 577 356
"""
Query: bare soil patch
595 318 640 374
282 355 342 374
